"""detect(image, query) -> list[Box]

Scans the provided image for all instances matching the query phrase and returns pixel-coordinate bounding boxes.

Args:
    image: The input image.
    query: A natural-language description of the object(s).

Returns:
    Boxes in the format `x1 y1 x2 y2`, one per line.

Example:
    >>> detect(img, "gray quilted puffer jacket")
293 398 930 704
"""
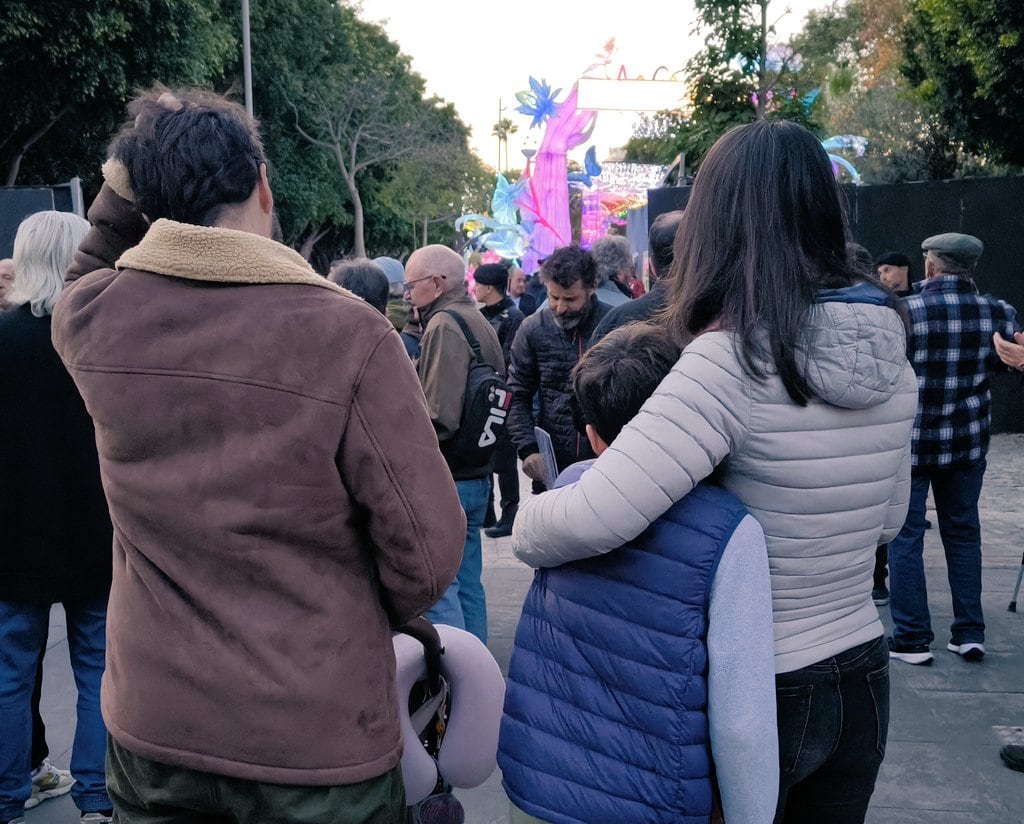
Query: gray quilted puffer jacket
512 296 918 674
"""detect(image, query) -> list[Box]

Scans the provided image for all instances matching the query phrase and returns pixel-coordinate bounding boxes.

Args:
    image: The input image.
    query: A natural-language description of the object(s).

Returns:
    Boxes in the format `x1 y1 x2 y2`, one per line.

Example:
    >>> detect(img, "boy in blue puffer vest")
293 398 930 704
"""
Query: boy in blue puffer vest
498 323 779 824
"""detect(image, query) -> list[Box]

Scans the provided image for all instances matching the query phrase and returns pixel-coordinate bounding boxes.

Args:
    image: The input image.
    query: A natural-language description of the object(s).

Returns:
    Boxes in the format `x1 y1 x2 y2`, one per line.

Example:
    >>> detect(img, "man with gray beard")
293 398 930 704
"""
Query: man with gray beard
506 245 610 492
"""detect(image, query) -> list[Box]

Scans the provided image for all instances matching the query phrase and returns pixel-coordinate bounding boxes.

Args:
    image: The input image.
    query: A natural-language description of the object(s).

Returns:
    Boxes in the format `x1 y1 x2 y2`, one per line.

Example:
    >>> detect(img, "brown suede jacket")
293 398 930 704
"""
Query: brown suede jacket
51 183 464 786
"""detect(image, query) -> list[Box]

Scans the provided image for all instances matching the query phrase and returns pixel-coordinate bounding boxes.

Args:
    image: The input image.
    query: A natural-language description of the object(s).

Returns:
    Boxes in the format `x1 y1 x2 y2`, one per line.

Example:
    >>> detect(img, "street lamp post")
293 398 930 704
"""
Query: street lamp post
242 0 253 117
496 99 505 173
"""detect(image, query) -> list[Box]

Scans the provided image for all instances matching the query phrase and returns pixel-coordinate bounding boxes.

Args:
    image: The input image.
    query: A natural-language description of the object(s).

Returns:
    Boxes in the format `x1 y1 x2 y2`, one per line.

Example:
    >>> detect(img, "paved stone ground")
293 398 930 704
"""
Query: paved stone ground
27 434 1024 823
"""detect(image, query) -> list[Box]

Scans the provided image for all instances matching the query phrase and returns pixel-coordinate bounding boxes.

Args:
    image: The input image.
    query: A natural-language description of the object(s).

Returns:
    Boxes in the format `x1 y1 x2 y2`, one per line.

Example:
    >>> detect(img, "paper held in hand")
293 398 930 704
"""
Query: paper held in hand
534 426 559 489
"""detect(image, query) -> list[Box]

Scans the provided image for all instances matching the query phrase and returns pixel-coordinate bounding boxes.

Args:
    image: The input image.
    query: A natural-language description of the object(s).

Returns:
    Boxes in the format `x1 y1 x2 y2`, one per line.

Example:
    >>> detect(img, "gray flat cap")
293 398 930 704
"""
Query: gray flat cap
921 233 984 268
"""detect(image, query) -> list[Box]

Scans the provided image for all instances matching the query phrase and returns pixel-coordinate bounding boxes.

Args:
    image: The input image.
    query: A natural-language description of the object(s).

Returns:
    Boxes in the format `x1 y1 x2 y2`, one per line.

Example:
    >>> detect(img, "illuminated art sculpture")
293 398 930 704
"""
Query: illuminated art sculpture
514 80 597 272
458 42 716 267
822 135 868 186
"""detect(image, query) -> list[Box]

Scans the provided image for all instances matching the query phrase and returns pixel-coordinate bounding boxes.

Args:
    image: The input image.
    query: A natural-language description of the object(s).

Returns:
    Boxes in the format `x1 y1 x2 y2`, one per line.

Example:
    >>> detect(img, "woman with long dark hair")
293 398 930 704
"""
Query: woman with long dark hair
512 120 918 823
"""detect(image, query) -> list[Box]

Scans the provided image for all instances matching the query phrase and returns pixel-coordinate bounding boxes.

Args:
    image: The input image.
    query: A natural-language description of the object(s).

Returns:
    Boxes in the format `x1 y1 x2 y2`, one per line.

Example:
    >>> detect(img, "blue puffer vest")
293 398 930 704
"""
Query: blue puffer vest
498 465 748 824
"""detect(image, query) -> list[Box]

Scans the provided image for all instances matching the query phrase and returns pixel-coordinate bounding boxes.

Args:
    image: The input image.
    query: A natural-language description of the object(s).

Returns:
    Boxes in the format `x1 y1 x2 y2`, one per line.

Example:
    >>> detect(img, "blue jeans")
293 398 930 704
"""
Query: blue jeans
888 460 986 647
0 598 110 819
774 636 889 823
426 478 490 643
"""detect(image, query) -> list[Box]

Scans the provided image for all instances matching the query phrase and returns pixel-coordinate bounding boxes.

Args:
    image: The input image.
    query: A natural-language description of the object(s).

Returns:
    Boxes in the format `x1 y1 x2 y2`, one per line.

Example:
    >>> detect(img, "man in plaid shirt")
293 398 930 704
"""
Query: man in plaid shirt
888 233 1018 666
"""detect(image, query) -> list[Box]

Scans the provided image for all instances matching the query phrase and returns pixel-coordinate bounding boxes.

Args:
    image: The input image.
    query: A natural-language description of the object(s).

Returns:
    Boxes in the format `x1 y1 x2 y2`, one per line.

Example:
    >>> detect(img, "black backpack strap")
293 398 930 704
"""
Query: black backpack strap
440 309 487 365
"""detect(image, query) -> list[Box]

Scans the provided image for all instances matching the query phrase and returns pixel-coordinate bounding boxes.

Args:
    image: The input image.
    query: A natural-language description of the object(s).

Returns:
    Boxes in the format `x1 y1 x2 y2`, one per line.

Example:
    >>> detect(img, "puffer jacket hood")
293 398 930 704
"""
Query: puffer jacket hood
798 284 908 410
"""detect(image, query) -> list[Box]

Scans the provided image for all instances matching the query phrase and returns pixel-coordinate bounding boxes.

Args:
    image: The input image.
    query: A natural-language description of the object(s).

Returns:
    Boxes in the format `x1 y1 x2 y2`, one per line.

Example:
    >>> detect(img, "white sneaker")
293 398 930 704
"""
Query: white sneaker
25 758 73 809
947 641 985 661
81 814 114 823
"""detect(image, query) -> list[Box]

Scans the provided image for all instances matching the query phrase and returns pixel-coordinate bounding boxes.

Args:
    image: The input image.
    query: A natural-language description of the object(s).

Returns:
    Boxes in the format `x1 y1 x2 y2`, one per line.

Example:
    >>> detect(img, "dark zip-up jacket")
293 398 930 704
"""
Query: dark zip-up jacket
480 296 525 368
506 297 610 472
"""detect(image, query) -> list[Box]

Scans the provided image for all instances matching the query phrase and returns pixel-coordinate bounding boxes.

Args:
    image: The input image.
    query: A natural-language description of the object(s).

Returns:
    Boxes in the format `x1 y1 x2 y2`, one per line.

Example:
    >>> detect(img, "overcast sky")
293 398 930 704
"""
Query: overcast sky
356 0 834 168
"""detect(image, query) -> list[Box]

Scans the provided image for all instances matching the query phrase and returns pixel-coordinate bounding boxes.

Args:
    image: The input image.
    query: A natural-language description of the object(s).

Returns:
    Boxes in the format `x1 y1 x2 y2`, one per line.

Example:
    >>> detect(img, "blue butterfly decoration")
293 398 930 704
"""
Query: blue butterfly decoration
800 88 821 116
490 174 527 226
821 134 868 158
516 77 562 130
567 146 603 188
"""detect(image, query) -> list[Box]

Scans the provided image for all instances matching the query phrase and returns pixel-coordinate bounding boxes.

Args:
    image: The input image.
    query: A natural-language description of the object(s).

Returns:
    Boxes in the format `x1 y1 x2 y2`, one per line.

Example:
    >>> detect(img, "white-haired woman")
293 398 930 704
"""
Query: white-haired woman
0 211 115 823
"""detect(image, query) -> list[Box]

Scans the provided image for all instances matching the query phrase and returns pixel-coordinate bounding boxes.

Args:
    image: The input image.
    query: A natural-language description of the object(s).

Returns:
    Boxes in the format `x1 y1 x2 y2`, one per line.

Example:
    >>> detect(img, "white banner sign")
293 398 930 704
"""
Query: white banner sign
577 78 688 112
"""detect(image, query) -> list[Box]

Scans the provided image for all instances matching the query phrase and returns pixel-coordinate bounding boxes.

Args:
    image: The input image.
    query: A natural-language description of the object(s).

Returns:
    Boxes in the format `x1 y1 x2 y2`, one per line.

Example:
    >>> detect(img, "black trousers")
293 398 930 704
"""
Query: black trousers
491 439 520 520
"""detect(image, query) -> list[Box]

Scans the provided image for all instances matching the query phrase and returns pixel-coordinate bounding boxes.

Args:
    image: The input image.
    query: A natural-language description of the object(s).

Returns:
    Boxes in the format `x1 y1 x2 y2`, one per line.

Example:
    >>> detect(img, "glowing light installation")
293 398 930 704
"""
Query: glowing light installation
515 82 597 273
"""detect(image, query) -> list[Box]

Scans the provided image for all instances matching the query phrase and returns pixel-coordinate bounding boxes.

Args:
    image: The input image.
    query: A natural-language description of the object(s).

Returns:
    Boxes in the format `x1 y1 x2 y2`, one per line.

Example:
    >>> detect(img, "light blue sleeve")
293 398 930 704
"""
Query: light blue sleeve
707 514 779 823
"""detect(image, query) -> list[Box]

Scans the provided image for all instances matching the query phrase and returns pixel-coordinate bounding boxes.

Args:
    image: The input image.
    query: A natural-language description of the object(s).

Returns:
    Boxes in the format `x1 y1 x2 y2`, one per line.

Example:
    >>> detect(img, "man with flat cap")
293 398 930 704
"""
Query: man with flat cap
888 232 1019 666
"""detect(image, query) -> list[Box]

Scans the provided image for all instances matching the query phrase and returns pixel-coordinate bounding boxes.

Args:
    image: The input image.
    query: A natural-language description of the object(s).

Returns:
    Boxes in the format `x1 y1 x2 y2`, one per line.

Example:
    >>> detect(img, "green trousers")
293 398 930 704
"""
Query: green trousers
106 735 407 824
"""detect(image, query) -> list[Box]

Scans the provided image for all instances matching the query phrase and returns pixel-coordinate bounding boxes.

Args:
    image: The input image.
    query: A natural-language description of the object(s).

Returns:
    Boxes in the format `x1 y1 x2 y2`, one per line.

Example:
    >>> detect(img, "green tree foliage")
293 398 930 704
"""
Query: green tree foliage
626 1 819 172
0 0 235 187
791 0 1014 182
245 0 356 253
792 0 940 182
903 0 1024 168
249 0 482 259
380 135 493 251
2 0 487 261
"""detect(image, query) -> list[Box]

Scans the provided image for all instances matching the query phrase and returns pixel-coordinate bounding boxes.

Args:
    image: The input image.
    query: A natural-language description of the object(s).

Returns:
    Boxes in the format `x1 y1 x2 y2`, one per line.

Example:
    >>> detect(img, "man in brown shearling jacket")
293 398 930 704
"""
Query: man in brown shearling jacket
50 89 464 823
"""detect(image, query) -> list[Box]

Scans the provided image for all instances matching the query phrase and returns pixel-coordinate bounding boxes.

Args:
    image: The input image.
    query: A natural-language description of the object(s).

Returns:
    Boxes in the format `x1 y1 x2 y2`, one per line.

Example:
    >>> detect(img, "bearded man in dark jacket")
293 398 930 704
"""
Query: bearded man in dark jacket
507 245 610 491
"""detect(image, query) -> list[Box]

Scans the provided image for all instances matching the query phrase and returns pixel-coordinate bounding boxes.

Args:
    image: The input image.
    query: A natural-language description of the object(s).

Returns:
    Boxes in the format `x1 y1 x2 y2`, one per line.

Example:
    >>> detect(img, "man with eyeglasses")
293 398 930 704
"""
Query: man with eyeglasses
405 245 506 643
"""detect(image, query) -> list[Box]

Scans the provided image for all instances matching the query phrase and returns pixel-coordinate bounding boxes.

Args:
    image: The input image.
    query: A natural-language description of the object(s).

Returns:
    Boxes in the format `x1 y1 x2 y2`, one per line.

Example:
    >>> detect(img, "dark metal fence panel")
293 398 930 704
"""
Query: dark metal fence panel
0 180 83 256
649 177 1024 433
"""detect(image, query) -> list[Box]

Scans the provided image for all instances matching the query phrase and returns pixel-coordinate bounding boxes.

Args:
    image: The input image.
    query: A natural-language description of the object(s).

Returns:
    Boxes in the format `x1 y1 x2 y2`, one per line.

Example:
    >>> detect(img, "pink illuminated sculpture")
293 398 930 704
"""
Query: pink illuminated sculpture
514 82 597 272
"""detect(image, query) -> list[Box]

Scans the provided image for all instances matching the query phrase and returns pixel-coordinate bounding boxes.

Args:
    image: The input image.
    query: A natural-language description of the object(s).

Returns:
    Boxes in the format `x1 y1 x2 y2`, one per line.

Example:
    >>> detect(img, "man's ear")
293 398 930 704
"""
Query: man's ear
257 163 273 215
585 423 609 456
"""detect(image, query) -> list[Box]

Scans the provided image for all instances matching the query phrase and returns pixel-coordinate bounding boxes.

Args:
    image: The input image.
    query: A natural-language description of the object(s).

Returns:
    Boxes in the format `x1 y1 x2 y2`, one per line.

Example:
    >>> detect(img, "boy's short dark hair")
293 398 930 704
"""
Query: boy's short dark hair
571 323 680 445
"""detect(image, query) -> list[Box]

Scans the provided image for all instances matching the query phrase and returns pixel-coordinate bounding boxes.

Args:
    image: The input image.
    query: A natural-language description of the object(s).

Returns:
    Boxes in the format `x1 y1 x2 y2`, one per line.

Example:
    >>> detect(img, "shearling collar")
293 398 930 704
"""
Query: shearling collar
116 219 345 294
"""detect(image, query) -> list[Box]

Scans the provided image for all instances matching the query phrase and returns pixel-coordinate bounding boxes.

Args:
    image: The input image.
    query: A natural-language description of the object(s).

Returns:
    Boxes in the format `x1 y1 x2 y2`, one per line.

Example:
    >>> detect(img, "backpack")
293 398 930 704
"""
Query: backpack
440 310 511 467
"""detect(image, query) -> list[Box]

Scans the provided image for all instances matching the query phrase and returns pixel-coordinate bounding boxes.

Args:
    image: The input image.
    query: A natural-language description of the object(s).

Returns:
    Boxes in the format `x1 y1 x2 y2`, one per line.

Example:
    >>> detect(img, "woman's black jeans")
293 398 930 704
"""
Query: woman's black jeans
774 635 889 824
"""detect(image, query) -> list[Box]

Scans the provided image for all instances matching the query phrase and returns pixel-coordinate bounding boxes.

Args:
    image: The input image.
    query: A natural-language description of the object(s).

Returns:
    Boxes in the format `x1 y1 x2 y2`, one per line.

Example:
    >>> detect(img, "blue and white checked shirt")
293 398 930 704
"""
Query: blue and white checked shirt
901 275 1018 468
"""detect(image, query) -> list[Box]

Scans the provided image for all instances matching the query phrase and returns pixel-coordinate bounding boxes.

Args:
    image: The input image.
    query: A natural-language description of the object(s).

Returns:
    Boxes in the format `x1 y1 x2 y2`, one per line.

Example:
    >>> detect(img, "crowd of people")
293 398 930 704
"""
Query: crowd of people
1 85 1022 824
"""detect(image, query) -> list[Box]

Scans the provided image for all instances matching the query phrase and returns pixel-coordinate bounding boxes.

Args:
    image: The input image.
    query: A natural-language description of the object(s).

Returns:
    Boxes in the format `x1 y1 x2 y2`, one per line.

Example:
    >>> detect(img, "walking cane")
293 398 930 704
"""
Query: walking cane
1010 551 1024 612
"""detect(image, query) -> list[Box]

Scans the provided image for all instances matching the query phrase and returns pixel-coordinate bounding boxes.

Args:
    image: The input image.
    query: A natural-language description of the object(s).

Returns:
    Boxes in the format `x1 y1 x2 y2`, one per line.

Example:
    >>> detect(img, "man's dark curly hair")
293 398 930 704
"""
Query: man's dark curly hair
110 87 266 227
540 245 597 290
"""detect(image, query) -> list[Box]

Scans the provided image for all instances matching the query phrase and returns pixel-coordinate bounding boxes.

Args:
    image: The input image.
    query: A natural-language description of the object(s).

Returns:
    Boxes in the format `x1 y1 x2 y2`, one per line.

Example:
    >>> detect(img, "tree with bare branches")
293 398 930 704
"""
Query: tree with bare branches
289 72 470 258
